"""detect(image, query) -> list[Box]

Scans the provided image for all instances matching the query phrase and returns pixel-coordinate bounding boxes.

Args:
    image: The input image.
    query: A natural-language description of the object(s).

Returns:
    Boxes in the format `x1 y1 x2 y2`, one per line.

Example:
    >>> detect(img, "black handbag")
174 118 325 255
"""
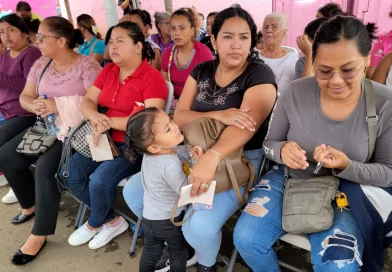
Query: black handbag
16 60 57 156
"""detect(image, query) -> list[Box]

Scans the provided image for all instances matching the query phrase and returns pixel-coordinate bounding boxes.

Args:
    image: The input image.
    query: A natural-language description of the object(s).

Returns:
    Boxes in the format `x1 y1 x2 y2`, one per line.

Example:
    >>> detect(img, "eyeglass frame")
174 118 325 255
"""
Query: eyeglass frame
36 33 58 43
314 58 367 80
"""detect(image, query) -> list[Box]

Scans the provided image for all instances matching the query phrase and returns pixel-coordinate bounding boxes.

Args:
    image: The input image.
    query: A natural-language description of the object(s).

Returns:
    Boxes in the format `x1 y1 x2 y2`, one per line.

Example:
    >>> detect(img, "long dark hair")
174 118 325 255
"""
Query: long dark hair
124 107 160 162
128 9 152 29
113 22 155 61
212 7 259 60
318 3 343 18
304 17 328 40
23 17 40 34
43 16 77 49
312 15 378 61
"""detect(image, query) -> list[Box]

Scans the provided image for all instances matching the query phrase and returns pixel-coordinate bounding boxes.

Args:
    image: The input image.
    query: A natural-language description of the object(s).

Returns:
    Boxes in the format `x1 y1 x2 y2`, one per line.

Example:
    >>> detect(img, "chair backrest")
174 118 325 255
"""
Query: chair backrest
282 46 298 54
165 81 174 114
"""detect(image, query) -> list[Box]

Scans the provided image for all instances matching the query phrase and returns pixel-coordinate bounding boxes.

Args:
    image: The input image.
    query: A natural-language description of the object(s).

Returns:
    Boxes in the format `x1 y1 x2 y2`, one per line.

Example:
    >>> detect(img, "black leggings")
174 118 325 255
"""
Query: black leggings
0 126 63 236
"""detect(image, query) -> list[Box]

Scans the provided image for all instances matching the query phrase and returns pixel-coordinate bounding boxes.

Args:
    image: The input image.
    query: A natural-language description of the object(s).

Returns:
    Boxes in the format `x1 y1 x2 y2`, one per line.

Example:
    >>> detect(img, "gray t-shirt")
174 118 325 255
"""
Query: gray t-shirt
295 56 306 80
141 154 188 220
263 77 392 187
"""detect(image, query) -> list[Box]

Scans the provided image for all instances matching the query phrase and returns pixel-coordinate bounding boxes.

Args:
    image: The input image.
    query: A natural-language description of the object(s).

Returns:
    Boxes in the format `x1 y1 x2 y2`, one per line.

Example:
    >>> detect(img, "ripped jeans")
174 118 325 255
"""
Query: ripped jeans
233 165 364 272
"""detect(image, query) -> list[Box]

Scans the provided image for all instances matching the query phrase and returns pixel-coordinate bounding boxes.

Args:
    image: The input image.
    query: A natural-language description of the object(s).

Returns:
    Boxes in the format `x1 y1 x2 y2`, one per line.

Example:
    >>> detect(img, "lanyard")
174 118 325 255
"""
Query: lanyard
167 45 176 82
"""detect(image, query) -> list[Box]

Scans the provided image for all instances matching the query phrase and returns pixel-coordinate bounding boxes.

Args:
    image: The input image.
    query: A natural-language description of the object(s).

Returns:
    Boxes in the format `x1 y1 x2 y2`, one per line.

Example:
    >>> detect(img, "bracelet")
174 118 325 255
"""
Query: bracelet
207 149 222 170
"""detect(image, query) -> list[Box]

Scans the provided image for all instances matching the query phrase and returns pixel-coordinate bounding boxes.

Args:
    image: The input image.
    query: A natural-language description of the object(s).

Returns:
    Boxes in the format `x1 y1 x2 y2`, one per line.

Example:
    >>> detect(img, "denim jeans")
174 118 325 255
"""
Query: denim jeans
123 148 264 267
233 165 364 272
140 214 188 272
62 143 142 228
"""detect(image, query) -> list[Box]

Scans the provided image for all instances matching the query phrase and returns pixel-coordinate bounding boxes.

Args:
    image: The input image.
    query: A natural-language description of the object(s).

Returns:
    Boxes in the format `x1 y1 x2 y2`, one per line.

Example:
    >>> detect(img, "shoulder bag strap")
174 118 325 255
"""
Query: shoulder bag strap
167 45 175 82
170 202 195 227
364 79 378 162
89 39 99 57
36 59 53 97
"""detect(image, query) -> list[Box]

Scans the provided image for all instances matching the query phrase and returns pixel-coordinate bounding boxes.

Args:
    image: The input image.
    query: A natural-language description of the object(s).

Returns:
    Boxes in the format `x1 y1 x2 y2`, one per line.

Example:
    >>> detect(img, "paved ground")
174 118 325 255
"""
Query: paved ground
0 185 390 272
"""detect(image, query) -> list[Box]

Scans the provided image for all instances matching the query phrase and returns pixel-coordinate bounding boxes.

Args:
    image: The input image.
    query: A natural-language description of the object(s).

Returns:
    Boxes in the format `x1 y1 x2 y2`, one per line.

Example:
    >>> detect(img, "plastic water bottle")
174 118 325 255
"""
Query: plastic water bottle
43 95 60 136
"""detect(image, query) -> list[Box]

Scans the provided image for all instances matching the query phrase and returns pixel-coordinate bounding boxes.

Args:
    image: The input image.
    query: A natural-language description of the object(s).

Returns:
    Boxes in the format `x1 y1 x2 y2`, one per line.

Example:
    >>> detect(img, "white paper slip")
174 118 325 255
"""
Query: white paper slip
178 180 216 207
86 134 114 162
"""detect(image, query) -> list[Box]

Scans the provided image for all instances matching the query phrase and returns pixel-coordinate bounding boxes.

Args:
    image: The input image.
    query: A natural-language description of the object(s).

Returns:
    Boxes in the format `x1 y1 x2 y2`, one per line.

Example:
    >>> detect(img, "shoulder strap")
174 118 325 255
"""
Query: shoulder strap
167 46 176 82
36 60 53 97
364 79 378 162
88 39 99 57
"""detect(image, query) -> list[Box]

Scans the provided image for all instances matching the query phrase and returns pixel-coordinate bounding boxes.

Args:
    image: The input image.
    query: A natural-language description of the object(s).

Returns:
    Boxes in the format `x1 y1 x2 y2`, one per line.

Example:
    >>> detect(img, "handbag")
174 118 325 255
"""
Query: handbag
170 117 255 226
68 118 121 159
16 60 57 156
282 79 378 234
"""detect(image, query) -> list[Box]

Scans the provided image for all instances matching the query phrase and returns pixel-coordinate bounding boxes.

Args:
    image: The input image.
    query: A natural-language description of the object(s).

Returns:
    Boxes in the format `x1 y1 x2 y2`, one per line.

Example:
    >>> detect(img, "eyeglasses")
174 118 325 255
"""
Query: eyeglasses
314 60 366 80
36 33 58 43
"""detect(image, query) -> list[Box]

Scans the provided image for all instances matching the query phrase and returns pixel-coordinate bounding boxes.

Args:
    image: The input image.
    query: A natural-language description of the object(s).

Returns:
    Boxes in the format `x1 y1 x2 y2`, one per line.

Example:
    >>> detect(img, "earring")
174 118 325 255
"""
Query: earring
214 50 217 55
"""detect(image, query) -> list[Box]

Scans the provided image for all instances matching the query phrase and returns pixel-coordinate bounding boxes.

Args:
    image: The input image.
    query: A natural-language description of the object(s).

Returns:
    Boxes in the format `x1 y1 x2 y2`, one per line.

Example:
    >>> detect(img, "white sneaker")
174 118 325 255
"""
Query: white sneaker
2 188 18 204
68 221 101 246
0 172 8 187
88 216 129 250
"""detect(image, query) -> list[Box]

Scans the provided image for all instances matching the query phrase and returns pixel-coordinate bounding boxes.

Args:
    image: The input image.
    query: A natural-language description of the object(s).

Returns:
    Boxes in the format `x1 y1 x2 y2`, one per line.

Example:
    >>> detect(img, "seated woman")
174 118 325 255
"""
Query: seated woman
371 51 392 87
295 17 327 79
64 22 168 250
123 9 162 71
0 16 102 265
162 7 213 111
123 7 277 272
200 11 219 54
0 14 41 204
259 13 298 95
22 16 40 45
151 12 174 53
77 14 105 65
234 16 392 272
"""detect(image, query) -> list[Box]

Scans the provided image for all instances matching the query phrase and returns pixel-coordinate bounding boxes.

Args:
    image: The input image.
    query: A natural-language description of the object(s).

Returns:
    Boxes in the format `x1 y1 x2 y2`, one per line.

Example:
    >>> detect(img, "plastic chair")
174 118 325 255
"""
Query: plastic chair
282 46 299 54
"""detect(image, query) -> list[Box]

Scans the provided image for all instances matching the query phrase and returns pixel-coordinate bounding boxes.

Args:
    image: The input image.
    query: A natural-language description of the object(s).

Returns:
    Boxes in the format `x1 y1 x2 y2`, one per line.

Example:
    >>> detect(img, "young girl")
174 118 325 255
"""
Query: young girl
124 107 202 272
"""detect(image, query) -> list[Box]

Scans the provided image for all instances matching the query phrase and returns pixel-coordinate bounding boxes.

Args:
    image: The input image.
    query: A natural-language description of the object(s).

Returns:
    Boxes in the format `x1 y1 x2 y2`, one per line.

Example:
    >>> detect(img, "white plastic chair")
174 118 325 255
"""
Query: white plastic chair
282 46 299 54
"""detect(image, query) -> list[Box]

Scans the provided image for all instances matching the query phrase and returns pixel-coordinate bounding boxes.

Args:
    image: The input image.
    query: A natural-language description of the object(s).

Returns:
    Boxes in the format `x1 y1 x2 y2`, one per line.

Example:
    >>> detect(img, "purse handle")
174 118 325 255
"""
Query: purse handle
36 60 53 97
285 79 378 179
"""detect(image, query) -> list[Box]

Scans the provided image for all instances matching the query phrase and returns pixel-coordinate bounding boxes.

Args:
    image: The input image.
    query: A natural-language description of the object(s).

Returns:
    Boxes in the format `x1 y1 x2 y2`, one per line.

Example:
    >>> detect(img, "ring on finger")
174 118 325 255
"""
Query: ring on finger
235 118 240 123
200 184 209 188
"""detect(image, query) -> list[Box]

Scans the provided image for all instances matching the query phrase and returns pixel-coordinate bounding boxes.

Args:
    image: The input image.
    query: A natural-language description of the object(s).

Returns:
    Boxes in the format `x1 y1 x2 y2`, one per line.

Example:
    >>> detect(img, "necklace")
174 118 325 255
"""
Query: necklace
213 62 248 95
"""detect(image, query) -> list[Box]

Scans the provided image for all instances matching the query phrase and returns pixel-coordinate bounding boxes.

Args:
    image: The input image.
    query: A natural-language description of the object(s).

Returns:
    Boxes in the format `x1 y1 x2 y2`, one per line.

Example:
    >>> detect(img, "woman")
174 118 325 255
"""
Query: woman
162 7 213 109
151 12 174 53
77 14 105 65
0 16 101 265
367 7 392 78
255 31 264 51
0 14 41 204
64 22 168 250
200 11 219 54
234 16 392 272
295 17 327 79
259 13 298 95
123 7 277 272
125 9 162 71
371 51 392 86
22 16 40 46
316 2 343 19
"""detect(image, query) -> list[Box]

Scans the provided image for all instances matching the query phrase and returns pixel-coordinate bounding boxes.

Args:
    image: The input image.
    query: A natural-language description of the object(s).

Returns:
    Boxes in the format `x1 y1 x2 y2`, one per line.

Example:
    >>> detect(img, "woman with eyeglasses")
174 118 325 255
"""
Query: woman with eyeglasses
234 16 392 272
0 16 101 265
151 12 174 53
0 14 41 204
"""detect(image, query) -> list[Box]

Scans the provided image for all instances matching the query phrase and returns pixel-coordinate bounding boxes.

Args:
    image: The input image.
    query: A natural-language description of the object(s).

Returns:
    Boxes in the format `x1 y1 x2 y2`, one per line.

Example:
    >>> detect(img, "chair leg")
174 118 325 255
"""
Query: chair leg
74 202 84 229
78 203 88 228
129 218 142 258
226 247 238 272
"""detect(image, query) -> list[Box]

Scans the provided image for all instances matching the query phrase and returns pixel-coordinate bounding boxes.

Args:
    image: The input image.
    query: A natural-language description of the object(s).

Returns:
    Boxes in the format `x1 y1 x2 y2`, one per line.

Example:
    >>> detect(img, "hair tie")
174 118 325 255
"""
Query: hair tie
92 25 99 35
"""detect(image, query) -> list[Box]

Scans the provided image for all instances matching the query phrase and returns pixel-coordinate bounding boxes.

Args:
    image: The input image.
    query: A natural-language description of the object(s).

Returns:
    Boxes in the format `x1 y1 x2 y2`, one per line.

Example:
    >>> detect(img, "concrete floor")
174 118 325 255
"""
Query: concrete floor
0 185 390 272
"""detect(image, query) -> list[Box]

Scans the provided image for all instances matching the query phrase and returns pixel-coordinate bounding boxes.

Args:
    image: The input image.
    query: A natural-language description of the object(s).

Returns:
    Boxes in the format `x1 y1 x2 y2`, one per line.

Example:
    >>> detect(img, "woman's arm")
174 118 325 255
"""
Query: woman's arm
120 0 130 10
371 53 392 85
189 84 276 196
174 76 257 132
20 82 38 113
109 98 166 131
150 48 162 71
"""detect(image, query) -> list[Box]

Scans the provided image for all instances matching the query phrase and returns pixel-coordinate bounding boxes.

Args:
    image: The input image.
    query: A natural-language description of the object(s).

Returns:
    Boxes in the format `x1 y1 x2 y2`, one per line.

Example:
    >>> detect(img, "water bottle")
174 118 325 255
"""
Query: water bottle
43 95 60 136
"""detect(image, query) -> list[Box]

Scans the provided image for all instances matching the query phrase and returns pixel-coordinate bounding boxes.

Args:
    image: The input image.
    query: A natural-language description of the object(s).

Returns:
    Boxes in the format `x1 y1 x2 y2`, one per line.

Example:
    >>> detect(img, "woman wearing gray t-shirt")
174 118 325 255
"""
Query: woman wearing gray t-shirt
234 16 392 272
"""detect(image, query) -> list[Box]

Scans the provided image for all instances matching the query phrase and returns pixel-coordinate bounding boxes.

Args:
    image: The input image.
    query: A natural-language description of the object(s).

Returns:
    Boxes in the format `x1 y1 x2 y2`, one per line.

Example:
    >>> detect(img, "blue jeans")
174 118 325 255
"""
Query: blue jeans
234 165 364 272
62 143 141 228
123 148 264 266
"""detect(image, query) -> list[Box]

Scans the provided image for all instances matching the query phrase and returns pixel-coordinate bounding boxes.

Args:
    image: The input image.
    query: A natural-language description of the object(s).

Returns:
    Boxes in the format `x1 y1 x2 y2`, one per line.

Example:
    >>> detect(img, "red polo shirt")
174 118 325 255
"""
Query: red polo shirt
94 59 168 142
